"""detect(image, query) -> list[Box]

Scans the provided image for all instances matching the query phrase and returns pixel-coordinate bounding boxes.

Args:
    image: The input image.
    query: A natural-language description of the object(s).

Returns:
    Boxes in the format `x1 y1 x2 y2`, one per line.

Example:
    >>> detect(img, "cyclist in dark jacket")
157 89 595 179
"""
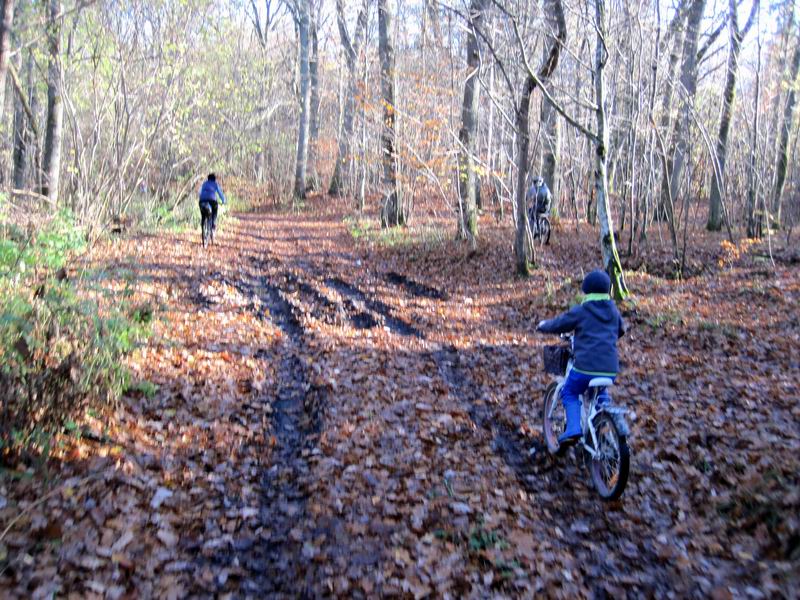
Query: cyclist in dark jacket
199 173 226 234
537 270 625 446
526 177 552 216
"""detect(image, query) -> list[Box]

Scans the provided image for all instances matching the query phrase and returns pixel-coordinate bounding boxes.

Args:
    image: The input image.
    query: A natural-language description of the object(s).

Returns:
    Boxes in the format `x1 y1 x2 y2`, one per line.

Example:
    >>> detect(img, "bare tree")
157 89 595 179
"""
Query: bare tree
329 0 367 197
291 0 312 200
378 0 402 227
456 0 488 249
307 1 321 190
771 32 800 226
512 0 566 275
0 0 15 124
41 0 64 203
708 0 758 231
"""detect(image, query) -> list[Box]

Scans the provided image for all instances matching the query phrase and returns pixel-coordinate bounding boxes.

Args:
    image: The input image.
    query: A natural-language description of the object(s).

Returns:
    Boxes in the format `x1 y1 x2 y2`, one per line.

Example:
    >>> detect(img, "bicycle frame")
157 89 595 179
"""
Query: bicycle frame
549 334 628 458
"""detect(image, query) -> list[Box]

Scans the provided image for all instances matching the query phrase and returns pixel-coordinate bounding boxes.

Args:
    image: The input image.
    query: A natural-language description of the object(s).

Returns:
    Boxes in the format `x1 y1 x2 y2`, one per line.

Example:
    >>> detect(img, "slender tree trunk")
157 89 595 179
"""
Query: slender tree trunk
457 0 487 248
514 76 535 275
378 0 401 227
662 0 706 228
329 0 366 197
292 0 311 200
771 37 800 225
594 0 628 299
513 0 565 274
709 0 758 231
541 95 559 215
12 50 27 189
747 32 763 238
656 2 688 220
0 0 15 124
41 0 63 203
307 15 320 190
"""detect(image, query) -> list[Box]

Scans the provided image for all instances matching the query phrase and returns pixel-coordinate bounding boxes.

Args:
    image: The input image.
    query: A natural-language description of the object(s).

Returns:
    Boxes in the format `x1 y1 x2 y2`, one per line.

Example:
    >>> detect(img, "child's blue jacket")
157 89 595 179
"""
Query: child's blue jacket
539 294 625 376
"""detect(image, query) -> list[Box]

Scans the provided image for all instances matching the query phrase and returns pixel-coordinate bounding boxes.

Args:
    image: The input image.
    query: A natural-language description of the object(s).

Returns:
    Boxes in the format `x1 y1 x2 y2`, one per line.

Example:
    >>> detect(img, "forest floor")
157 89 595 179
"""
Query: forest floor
2 193 799 599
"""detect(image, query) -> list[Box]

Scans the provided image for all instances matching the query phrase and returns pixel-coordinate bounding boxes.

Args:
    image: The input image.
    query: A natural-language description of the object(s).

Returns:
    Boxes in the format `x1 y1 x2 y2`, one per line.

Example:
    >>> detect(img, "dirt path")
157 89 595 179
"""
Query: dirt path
3 199 797 598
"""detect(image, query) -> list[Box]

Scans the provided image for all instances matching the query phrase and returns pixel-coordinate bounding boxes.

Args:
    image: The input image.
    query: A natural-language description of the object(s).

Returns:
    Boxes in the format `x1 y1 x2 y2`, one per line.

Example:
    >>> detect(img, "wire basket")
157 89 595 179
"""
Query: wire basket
542 345 570 375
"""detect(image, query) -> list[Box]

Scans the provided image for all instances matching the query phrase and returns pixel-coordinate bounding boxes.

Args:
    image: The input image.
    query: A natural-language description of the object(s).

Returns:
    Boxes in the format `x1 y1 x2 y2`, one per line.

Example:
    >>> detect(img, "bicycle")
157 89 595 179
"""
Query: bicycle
200 201 215 248
541 333 630 501
528 208 551 245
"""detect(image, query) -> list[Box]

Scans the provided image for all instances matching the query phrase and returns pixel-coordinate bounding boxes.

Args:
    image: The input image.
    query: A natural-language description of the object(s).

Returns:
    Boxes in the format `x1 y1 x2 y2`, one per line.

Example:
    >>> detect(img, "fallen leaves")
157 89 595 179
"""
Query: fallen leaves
1 197 798 597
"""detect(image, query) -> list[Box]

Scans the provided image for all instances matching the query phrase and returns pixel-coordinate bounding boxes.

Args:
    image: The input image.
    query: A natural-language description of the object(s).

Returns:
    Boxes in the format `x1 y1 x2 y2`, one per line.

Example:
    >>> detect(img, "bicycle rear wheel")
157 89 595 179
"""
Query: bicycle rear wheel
542 381 566 455
587 411 630 501
539 217 551 245
202 215 212 247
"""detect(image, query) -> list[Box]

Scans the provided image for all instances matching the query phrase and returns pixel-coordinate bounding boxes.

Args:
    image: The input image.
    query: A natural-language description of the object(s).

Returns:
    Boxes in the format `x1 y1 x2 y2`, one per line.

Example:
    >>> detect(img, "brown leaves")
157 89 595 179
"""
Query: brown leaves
3 200 798 597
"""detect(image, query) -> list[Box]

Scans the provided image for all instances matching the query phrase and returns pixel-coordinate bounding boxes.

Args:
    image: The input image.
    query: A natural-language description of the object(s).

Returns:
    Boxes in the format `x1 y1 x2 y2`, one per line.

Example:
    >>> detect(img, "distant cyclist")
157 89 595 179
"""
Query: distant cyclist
198 173 226 242
527 176 552 244
526 176 551 221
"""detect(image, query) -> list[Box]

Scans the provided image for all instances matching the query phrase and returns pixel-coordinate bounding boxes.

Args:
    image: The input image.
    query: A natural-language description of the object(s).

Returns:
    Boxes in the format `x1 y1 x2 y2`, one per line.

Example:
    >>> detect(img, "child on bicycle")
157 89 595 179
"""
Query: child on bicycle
536 270 625 447
198 173 227 235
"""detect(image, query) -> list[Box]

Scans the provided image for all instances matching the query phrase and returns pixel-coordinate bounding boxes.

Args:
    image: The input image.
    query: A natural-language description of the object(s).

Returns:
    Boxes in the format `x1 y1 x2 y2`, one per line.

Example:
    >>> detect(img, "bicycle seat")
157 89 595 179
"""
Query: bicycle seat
588 377 613 388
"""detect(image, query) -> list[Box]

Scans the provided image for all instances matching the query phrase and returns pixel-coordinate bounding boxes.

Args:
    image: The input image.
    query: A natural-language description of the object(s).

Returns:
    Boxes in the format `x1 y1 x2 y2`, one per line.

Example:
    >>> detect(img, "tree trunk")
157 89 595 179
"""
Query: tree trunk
307 14 320 190
292 0 311 200
41 0 63 204
378 0 401 227
0 0 15 124
594 0 628 299
329 0 366 197
541 94 560 215
746 32 763 238
771 37 800 225
662 0 706 227
513 0 566 274
457 0 487 249
513 75 535 275
12 50 28 189
709 0 757 231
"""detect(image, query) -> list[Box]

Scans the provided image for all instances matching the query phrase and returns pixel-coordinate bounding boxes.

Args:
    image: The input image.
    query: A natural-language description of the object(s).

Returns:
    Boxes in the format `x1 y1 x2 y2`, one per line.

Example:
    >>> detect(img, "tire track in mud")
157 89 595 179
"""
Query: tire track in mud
324 276 423 338
213 263 324 596
384 271 449 301
431 344 553 496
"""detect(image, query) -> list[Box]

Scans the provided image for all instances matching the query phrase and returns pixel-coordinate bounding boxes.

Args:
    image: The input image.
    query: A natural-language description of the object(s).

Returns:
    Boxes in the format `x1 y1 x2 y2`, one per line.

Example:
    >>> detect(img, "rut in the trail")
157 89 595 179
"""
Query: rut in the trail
432 344 553 494
325 276 422 337
384 271 449 300
230 266 323 595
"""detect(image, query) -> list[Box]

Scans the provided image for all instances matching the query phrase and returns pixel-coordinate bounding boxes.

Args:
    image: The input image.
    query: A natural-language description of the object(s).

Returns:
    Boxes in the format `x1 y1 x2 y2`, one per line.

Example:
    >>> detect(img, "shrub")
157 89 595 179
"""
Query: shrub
0 280 151 461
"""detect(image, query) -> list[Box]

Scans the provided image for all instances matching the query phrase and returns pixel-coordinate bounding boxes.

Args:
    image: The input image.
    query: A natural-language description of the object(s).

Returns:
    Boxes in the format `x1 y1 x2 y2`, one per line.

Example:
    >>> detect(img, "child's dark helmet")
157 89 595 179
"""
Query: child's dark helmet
582 270 611 294
208 173 216 182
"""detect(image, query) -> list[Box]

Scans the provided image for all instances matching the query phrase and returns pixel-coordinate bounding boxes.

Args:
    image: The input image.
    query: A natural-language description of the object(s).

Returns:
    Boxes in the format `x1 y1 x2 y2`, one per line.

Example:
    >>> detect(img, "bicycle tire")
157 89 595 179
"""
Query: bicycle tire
542 381 566 456
587 411 630 501
539 217 551 245
202 215 212 248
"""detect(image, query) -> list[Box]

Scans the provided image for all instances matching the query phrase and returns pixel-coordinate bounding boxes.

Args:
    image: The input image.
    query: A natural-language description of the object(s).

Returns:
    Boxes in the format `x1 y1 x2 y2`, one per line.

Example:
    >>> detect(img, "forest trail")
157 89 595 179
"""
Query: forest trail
3 197 798 598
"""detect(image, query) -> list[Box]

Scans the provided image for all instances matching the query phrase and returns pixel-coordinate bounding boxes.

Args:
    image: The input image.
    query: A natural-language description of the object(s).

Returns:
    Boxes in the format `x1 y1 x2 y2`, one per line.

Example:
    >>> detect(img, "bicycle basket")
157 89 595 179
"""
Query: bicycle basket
542 345 569 375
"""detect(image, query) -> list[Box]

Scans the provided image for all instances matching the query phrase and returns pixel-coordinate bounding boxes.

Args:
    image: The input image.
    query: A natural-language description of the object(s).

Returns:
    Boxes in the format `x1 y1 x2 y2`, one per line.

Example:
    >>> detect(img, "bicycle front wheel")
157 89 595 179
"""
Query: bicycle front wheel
587 411 630 501
542 381 565 455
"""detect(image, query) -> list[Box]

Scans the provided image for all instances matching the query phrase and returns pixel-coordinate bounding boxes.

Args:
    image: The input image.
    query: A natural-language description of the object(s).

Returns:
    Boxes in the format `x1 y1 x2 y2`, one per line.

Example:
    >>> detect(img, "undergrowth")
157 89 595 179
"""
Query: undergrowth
0 201 153 465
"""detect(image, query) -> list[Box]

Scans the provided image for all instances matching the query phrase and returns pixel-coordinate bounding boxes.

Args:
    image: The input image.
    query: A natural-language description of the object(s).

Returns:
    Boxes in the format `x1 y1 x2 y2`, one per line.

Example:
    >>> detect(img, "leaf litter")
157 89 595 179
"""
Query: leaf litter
1 195 798 598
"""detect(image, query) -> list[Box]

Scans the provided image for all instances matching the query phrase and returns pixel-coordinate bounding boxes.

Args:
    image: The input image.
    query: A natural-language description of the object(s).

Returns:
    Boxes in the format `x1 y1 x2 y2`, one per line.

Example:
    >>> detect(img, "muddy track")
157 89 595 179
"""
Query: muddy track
325 276 422 338
384 271 449 301
431 345 551 495
219 264 323 596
